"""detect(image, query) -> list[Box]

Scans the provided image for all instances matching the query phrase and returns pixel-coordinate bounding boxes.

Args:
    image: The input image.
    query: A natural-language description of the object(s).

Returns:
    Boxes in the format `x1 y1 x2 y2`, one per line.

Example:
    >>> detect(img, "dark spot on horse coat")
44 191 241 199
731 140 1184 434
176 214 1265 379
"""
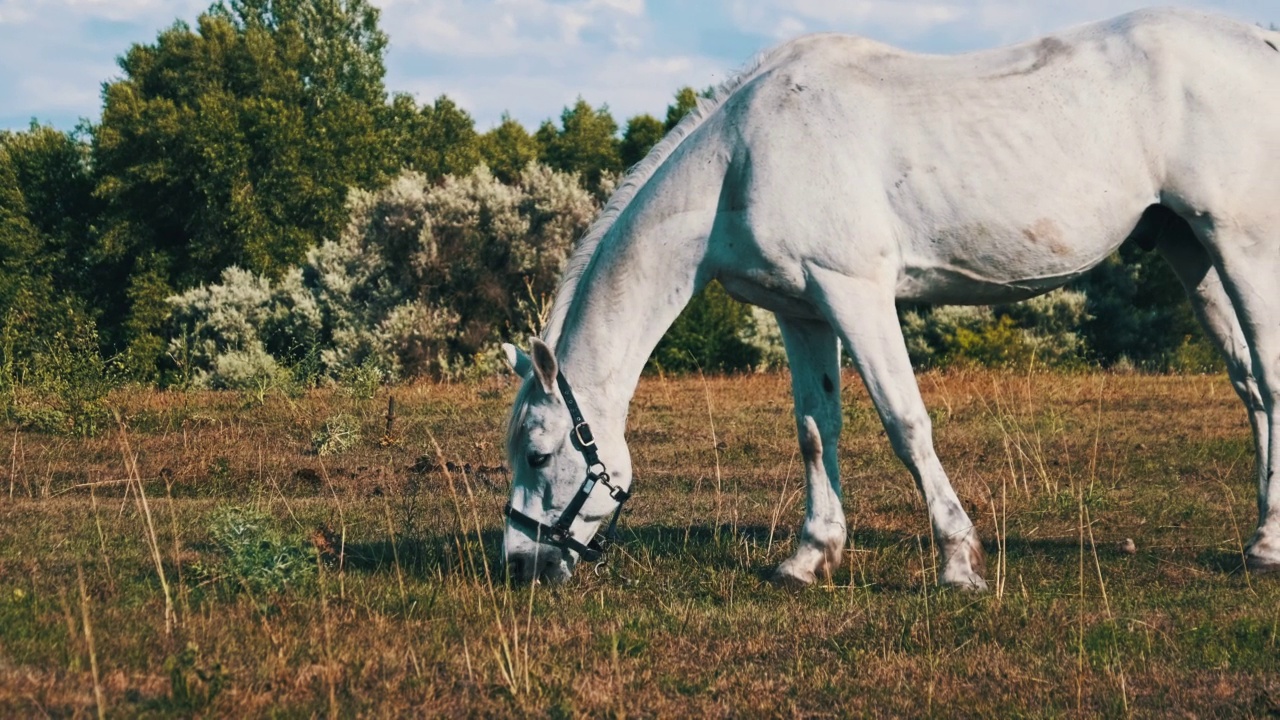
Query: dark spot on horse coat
998 37 1072 78
1267 39 1278 52
822 374 834 393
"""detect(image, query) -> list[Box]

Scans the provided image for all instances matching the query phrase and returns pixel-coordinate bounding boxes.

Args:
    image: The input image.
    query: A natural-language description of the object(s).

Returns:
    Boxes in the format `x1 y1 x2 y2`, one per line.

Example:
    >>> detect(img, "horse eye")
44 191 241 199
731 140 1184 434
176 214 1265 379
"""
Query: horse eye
528 452 551 469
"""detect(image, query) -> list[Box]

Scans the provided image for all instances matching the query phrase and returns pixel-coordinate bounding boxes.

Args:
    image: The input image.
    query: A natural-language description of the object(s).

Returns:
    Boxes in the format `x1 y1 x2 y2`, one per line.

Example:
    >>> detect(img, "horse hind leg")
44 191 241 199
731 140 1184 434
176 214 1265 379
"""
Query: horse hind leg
772 316 846 587
810 268 987 590
1188 218 1280 570
1152 210 1269 522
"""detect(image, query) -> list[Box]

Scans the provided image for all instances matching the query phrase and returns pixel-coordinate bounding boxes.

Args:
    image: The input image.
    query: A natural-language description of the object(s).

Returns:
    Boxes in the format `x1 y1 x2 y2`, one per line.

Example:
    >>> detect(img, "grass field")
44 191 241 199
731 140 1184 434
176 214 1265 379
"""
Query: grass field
2 369 1279 717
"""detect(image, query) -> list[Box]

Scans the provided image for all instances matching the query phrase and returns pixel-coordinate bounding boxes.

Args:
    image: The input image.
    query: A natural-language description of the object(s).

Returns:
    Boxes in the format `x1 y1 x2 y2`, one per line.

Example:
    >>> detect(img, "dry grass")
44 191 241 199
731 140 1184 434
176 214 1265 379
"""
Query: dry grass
2 369 1279 717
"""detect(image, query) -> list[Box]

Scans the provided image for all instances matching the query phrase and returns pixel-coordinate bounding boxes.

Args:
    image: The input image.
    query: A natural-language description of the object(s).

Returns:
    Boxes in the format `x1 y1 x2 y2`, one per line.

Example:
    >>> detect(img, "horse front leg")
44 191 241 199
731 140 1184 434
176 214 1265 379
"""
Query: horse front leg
813 268 987 590
772 316 846 587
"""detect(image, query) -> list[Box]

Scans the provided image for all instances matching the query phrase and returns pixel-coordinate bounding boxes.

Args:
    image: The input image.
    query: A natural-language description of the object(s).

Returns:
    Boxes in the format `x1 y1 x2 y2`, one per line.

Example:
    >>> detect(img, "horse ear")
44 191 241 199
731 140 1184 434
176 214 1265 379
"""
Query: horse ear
528 337 558 395
502 343 533 378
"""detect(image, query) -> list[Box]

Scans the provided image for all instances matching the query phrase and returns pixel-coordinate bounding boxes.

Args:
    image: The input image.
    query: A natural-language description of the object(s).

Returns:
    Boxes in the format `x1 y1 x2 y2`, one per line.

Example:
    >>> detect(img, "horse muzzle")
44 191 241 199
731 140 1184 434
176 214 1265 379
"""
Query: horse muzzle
503 530 574 584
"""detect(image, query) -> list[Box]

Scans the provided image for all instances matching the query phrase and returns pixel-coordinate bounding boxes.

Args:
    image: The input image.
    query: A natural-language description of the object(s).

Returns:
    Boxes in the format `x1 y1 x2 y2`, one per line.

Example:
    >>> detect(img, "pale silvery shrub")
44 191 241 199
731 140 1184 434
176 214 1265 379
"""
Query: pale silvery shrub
1004 288 1090 364
168 266 283 388
900 289 1091 368
900 305 996 367
168 163 595 384
744 306 787 371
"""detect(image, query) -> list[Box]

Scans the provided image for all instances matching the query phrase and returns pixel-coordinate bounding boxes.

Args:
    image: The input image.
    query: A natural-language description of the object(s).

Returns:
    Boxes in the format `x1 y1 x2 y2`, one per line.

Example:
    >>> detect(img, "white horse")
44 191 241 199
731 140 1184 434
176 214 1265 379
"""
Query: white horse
501 8 1280 589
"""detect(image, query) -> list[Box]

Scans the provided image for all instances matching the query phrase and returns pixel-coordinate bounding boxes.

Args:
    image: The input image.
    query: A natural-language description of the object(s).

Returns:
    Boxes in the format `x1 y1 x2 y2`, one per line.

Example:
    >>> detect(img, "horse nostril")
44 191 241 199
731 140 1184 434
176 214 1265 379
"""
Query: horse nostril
506 555 531 582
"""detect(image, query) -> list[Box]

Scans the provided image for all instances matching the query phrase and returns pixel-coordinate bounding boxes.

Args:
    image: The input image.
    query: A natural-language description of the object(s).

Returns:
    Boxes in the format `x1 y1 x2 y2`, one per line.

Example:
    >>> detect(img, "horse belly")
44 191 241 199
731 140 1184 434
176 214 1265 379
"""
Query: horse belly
895 209 1138 305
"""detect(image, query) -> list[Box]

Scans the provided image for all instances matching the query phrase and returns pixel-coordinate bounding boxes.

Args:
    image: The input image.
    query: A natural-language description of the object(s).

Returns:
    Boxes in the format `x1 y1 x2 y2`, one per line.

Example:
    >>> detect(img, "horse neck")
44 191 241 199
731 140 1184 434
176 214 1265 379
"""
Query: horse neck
554 193 718 432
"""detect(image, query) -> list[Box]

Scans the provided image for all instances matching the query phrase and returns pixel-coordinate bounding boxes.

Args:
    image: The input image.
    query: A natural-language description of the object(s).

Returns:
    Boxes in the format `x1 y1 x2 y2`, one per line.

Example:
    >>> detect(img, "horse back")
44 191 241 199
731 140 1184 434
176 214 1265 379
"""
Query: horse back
707 8 1280 304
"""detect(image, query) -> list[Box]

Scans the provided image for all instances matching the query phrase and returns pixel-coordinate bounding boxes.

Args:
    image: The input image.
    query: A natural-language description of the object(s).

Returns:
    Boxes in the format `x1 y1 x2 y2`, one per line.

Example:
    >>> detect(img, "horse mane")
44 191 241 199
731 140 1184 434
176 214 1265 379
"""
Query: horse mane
539 47 788 349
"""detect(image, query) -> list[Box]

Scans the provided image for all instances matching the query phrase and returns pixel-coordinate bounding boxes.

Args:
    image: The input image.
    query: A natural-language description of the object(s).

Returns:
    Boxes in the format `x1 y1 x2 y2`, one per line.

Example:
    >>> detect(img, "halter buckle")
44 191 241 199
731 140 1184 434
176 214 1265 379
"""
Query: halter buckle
573 422 596 448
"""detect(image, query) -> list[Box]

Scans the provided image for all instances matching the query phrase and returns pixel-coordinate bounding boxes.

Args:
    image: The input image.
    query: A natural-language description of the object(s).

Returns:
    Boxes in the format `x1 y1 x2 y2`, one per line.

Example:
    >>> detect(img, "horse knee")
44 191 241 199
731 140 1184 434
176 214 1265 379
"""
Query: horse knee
885 409 933 464
1234 379 1266 414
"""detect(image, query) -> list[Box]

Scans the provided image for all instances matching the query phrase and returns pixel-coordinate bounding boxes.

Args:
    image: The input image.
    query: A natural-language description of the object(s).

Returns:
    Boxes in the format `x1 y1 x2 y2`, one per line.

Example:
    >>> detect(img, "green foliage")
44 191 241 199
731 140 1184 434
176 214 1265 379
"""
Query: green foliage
0 147 45 318
480 114 543 184
902 289 1090 369
538 98 623 192
1 297 114 435
1071 244 1217 370
649 281 762 373
620 113 665 168
0 124 98 294
92 0 396 371
385 94 481 179
664 86 701 131
0 134 116 431
338 356 386 399
202 506 316 594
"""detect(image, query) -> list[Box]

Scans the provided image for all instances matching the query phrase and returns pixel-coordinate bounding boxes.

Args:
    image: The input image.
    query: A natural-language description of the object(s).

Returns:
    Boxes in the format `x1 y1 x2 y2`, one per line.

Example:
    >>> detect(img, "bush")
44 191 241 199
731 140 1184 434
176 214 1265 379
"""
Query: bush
1071 244 1218 370
1 296 116 435
167 163 596 383
901 289 1090 369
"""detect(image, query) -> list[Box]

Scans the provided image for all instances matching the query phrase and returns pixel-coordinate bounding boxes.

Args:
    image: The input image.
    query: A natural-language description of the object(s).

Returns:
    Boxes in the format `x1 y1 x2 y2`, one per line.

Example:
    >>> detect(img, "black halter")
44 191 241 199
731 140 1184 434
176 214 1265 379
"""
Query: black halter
504 371 631 563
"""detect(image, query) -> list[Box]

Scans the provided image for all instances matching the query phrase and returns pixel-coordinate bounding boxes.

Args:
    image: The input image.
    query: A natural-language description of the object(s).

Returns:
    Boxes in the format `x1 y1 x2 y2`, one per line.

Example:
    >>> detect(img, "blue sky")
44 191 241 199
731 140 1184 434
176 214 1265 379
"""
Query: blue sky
1 0 1275 133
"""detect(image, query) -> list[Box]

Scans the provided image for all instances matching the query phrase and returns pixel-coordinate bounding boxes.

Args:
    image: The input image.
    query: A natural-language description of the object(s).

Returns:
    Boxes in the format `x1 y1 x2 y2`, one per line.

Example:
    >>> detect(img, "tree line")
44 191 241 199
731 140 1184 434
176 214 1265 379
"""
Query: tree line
0 0 1222 431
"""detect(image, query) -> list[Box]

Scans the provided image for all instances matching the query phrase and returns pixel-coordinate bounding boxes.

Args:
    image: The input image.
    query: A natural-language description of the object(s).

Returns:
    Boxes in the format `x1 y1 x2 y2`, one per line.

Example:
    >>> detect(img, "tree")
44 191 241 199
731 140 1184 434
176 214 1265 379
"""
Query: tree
0 140 102 406
665 86 700 131
620 113 664 169
0 149 45 320
385 94 481 180
0 124 98 298
226 0 388 107
649 281 761 373
539 99 622 191
480 114 542 184
93 0 396 374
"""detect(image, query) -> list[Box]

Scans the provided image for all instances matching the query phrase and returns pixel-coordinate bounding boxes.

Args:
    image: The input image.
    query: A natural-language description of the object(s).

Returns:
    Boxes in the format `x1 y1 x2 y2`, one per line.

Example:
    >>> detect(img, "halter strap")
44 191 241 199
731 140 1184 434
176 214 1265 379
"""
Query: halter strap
504 370 631 563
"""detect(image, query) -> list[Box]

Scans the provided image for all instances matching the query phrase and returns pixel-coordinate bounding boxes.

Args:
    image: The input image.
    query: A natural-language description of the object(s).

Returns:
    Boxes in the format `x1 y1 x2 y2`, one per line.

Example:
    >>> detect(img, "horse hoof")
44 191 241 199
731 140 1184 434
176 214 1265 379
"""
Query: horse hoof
940 571 989 592
1245 533 1280 573
1245 554 1280 574
771 563 817 590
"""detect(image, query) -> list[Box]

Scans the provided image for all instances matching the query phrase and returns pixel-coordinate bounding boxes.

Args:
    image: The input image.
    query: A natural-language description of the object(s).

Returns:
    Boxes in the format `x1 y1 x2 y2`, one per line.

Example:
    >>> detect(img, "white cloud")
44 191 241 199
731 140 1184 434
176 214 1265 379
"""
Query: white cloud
381 0 722 128
380 0 651 58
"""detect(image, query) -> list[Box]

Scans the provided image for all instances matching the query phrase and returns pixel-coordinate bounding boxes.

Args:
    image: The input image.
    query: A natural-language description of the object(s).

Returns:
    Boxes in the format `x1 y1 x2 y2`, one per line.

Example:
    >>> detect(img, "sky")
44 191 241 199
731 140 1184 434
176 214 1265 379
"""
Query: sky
1 0 1276 133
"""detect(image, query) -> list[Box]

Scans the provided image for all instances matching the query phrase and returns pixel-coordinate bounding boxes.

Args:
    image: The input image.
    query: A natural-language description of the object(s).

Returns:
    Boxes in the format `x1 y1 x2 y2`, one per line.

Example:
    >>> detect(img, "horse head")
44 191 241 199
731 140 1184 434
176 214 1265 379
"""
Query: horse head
501 338 633 583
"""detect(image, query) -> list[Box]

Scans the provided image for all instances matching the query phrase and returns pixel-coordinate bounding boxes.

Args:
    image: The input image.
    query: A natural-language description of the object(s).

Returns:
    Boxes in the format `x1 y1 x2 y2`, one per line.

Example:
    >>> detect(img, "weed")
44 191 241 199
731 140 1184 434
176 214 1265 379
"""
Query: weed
312 414 361 456
155 644 225 714
338 356 386 400
198 505 316 595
